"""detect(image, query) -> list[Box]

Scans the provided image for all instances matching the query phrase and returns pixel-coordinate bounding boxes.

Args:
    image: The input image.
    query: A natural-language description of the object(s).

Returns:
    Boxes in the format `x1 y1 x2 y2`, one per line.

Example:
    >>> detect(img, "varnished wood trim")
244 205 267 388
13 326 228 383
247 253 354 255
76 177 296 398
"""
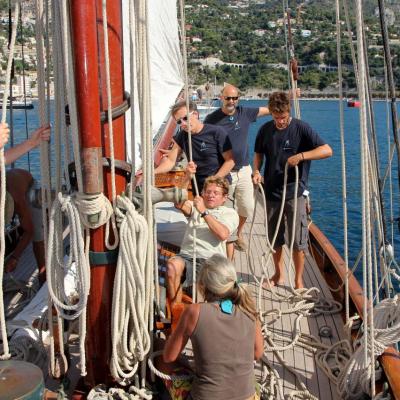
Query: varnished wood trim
309 222 400 400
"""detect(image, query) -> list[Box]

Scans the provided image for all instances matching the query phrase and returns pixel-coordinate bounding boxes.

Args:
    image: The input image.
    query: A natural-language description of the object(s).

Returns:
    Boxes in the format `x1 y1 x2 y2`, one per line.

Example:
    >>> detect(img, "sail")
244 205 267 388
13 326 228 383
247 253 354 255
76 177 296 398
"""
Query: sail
122 0 184 165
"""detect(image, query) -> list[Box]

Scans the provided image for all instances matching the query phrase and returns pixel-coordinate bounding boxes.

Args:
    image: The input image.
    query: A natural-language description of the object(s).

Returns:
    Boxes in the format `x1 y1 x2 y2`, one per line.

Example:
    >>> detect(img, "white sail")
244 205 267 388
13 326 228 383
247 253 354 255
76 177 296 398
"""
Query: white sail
123 0 184 165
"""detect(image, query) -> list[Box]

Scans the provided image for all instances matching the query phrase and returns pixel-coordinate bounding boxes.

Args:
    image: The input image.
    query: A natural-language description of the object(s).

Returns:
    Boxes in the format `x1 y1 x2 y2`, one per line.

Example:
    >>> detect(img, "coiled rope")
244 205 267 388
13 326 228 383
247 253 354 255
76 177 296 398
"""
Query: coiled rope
110 195 151 384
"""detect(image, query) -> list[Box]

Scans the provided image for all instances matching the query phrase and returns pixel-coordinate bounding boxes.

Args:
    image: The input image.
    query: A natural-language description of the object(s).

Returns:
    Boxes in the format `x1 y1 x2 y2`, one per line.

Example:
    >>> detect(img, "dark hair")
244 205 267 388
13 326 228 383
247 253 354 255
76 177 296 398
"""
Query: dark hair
268 91 290 114
170 99 198 117
202 176 230 196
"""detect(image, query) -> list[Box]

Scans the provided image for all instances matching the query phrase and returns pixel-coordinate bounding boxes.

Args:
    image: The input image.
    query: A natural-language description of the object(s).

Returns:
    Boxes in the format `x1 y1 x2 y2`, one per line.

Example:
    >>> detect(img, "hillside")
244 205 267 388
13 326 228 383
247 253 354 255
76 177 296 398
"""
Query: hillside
185 0 400 93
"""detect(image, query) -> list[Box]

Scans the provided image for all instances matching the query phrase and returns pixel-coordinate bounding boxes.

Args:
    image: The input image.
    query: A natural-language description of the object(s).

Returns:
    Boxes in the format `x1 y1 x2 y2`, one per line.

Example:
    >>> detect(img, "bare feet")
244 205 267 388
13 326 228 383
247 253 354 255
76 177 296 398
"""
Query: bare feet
262 274 285 289
294 280 304 290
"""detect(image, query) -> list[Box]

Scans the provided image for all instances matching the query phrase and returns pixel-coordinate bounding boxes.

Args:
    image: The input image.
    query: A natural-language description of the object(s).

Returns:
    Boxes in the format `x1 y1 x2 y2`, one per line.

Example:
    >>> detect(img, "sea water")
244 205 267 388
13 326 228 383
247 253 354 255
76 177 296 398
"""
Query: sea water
6 99 400 285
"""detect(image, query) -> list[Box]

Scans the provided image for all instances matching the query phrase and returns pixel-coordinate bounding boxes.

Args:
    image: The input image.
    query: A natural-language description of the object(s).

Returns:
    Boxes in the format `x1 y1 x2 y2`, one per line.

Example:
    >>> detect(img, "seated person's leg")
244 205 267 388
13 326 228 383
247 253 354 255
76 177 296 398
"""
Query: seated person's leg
31 204 45 285
167 256 186 306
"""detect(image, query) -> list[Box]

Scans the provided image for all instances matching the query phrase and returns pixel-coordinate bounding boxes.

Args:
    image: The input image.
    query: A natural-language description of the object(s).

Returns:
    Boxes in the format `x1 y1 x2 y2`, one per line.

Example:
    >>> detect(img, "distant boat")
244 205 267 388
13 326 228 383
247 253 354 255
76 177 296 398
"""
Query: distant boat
347 99 361 108
0 98 34 110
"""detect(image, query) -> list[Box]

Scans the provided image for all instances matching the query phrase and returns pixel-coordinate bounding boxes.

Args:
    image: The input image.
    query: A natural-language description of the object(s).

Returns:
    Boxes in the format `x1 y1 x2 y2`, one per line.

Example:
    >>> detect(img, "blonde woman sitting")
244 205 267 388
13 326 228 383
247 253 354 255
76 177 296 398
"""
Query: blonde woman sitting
163 254 264 400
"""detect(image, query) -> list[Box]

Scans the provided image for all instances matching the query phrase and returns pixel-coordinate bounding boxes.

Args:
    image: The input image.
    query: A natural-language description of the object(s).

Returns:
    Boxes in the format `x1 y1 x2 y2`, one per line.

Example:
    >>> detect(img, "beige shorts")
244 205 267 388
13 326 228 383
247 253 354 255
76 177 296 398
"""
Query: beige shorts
229 165 255 219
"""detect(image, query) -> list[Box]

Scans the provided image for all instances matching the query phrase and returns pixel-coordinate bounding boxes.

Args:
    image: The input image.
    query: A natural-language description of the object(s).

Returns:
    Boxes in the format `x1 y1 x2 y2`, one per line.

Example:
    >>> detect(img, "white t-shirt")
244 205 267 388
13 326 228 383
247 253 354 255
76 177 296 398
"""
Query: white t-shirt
180 203 239 259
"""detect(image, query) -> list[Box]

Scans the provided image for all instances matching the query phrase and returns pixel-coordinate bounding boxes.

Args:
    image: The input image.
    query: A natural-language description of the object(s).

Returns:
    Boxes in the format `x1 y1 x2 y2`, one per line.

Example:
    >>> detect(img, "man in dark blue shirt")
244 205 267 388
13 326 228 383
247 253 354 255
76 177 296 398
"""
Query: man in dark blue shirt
204 84 271 252
154 100 235 195
253 91 332 289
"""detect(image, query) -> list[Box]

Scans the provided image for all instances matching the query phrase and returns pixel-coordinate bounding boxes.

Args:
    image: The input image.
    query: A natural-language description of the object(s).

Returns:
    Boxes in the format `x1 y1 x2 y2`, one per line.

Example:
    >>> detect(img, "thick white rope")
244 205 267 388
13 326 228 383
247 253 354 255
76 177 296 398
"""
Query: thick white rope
336 296 400 399
147 350 193 381
46 193 91 375
0 1 20 361
135 0 156 388
110 195 150 384
101 0 119 251
75 192 114 230
335 0 350 324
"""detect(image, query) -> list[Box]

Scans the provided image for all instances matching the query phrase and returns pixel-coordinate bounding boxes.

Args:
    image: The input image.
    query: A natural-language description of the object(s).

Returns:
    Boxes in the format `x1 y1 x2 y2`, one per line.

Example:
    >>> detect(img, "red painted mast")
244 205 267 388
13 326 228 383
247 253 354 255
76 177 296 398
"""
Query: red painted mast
70 1 126 386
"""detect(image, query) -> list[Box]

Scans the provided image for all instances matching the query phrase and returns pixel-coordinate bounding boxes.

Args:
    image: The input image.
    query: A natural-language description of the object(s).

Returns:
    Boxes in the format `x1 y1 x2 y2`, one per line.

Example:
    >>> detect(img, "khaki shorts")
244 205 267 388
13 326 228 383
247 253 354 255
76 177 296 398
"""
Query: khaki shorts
267 195 308 251
172 254 206 288
229 165 255 218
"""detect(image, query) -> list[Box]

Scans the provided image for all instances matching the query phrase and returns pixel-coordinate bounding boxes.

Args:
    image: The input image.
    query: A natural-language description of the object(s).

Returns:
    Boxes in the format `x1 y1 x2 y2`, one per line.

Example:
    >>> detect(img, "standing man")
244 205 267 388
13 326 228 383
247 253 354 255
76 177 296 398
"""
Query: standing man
204 84 271 251
154 100 235 194
253 91 332 289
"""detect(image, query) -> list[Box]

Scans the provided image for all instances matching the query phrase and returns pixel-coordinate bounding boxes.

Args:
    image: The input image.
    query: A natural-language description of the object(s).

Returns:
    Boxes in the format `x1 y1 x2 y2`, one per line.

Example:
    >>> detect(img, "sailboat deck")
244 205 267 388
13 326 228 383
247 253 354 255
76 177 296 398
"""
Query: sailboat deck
233 196 344 399
5 196 345 399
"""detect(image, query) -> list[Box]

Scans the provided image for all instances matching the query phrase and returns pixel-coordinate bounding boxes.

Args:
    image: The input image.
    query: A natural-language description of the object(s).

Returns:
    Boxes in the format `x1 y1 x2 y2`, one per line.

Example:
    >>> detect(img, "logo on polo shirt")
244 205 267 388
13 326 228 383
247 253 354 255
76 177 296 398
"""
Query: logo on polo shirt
283 140 292 150
200 142 207 151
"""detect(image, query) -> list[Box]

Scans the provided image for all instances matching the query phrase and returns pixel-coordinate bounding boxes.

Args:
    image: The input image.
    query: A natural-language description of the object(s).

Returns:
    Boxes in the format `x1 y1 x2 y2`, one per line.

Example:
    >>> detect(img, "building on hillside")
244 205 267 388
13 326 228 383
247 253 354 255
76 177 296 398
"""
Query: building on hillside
253 29 266 37
301 29 311 38
191 57 245 70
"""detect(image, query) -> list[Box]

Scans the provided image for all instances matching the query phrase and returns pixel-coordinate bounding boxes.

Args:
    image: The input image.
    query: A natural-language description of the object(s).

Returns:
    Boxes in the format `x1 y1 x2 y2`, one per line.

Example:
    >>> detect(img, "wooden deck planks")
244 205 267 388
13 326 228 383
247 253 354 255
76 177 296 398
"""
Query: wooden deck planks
233 198 346 399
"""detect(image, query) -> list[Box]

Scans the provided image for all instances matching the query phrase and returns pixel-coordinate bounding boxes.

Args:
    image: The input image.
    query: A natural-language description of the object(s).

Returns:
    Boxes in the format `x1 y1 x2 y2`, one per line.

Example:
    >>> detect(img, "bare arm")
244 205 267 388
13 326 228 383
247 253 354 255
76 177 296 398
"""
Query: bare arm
5 125 50 165
175 199 193 217
215 149 235 178
287 144 333 167
0 123 10 149
252 152 264 184
257 106 270 117
194 195 230 241
163 304 199 363
154 140 181 174
254 319 264 360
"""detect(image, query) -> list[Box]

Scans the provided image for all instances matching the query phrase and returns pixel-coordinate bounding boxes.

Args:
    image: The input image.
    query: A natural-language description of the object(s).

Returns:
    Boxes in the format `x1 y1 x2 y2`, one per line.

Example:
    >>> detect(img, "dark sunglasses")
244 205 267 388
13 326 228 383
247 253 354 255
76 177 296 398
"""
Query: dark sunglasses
176 111 194 125
224 96 239 101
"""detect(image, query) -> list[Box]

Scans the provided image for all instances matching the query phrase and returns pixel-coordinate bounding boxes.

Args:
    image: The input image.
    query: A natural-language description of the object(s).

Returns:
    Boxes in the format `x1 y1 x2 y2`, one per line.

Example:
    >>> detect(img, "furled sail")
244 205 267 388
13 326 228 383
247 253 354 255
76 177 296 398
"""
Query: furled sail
122 0 184 165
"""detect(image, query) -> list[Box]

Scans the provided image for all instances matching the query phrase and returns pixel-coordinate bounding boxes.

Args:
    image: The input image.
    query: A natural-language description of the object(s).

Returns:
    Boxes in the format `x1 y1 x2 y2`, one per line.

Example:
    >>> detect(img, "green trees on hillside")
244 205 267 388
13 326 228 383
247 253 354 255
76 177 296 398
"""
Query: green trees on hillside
186 0 400 91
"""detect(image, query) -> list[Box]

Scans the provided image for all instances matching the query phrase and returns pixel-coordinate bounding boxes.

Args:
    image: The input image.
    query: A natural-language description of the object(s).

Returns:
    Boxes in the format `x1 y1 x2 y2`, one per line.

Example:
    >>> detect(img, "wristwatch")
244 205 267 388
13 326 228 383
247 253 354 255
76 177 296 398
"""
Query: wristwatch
200 210 210 218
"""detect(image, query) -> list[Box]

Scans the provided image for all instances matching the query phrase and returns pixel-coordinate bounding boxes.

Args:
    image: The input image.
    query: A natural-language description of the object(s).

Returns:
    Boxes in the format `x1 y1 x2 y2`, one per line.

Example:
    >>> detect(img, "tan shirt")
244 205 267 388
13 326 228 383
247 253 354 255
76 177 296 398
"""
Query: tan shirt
190 303 256 400
180 204 239 259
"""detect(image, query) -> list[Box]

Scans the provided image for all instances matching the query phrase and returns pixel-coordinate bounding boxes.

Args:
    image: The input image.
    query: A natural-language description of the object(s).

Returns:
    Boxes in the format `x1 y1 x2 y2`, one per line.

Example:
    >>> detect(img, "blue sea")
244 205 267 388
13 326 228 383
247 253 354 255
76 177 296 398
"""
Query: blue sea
6 99 400 284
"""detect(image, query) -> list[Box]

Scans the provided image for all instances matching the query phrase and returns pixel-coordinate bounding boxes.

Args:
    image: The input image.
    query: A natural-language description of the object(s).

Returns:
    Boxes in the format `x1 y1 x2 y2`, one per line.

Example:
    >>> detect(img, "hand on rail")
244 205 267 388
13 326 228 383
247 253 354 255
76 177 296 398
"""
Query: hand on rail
30 124 51 147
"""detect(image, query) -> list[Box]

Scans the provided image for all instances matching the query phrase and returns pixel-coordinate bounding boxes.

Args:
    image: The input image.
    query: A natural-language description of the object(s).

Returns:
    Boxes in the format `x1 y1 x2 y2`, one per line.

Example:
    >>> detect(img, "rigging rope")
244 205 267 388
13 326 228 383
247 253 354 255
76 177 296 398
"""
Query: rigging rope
101 0 119 251
335 0 350 324
0 1 19 361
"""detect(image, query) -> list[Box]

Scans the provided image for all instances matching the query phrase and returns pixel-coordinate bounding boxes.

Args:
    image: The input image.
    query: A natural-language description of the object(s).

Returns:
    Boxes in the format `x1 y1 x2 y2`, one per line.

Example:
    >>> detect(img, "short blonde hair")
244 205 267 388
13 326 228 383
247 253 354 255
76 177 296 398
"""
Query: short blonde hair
202 176 229 196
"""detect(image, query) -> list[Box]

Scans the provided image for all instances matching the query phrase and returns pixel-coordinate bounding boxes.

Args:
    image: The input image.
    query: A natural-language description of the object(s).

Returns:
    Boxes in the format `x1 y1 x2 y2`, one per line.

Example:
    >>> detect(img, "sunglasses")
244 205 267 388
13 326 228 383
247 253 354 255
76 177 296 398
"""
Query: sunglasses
176 111 195 125
224 96 239 101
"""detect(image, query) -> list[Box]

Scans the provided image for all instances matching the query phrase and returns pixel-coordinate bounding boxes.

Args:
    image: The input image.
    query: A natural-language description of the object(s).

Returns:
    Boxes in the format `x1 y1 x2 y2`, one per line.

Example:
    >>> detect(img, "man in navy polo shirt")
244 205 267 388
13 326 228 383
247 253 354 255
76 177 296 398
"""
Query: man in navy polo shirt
253 92 332 289
204 84 271 251
154 100 235 195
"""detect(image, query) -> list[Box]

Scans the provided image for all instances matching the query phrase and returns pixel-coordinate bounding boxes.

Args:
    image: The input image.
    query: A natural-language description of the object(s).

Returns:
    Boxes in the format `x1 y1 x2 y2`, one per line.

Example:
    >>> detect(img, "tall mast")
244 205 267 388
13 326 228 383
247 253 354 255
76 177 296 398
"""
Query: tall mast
70 0 126 386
